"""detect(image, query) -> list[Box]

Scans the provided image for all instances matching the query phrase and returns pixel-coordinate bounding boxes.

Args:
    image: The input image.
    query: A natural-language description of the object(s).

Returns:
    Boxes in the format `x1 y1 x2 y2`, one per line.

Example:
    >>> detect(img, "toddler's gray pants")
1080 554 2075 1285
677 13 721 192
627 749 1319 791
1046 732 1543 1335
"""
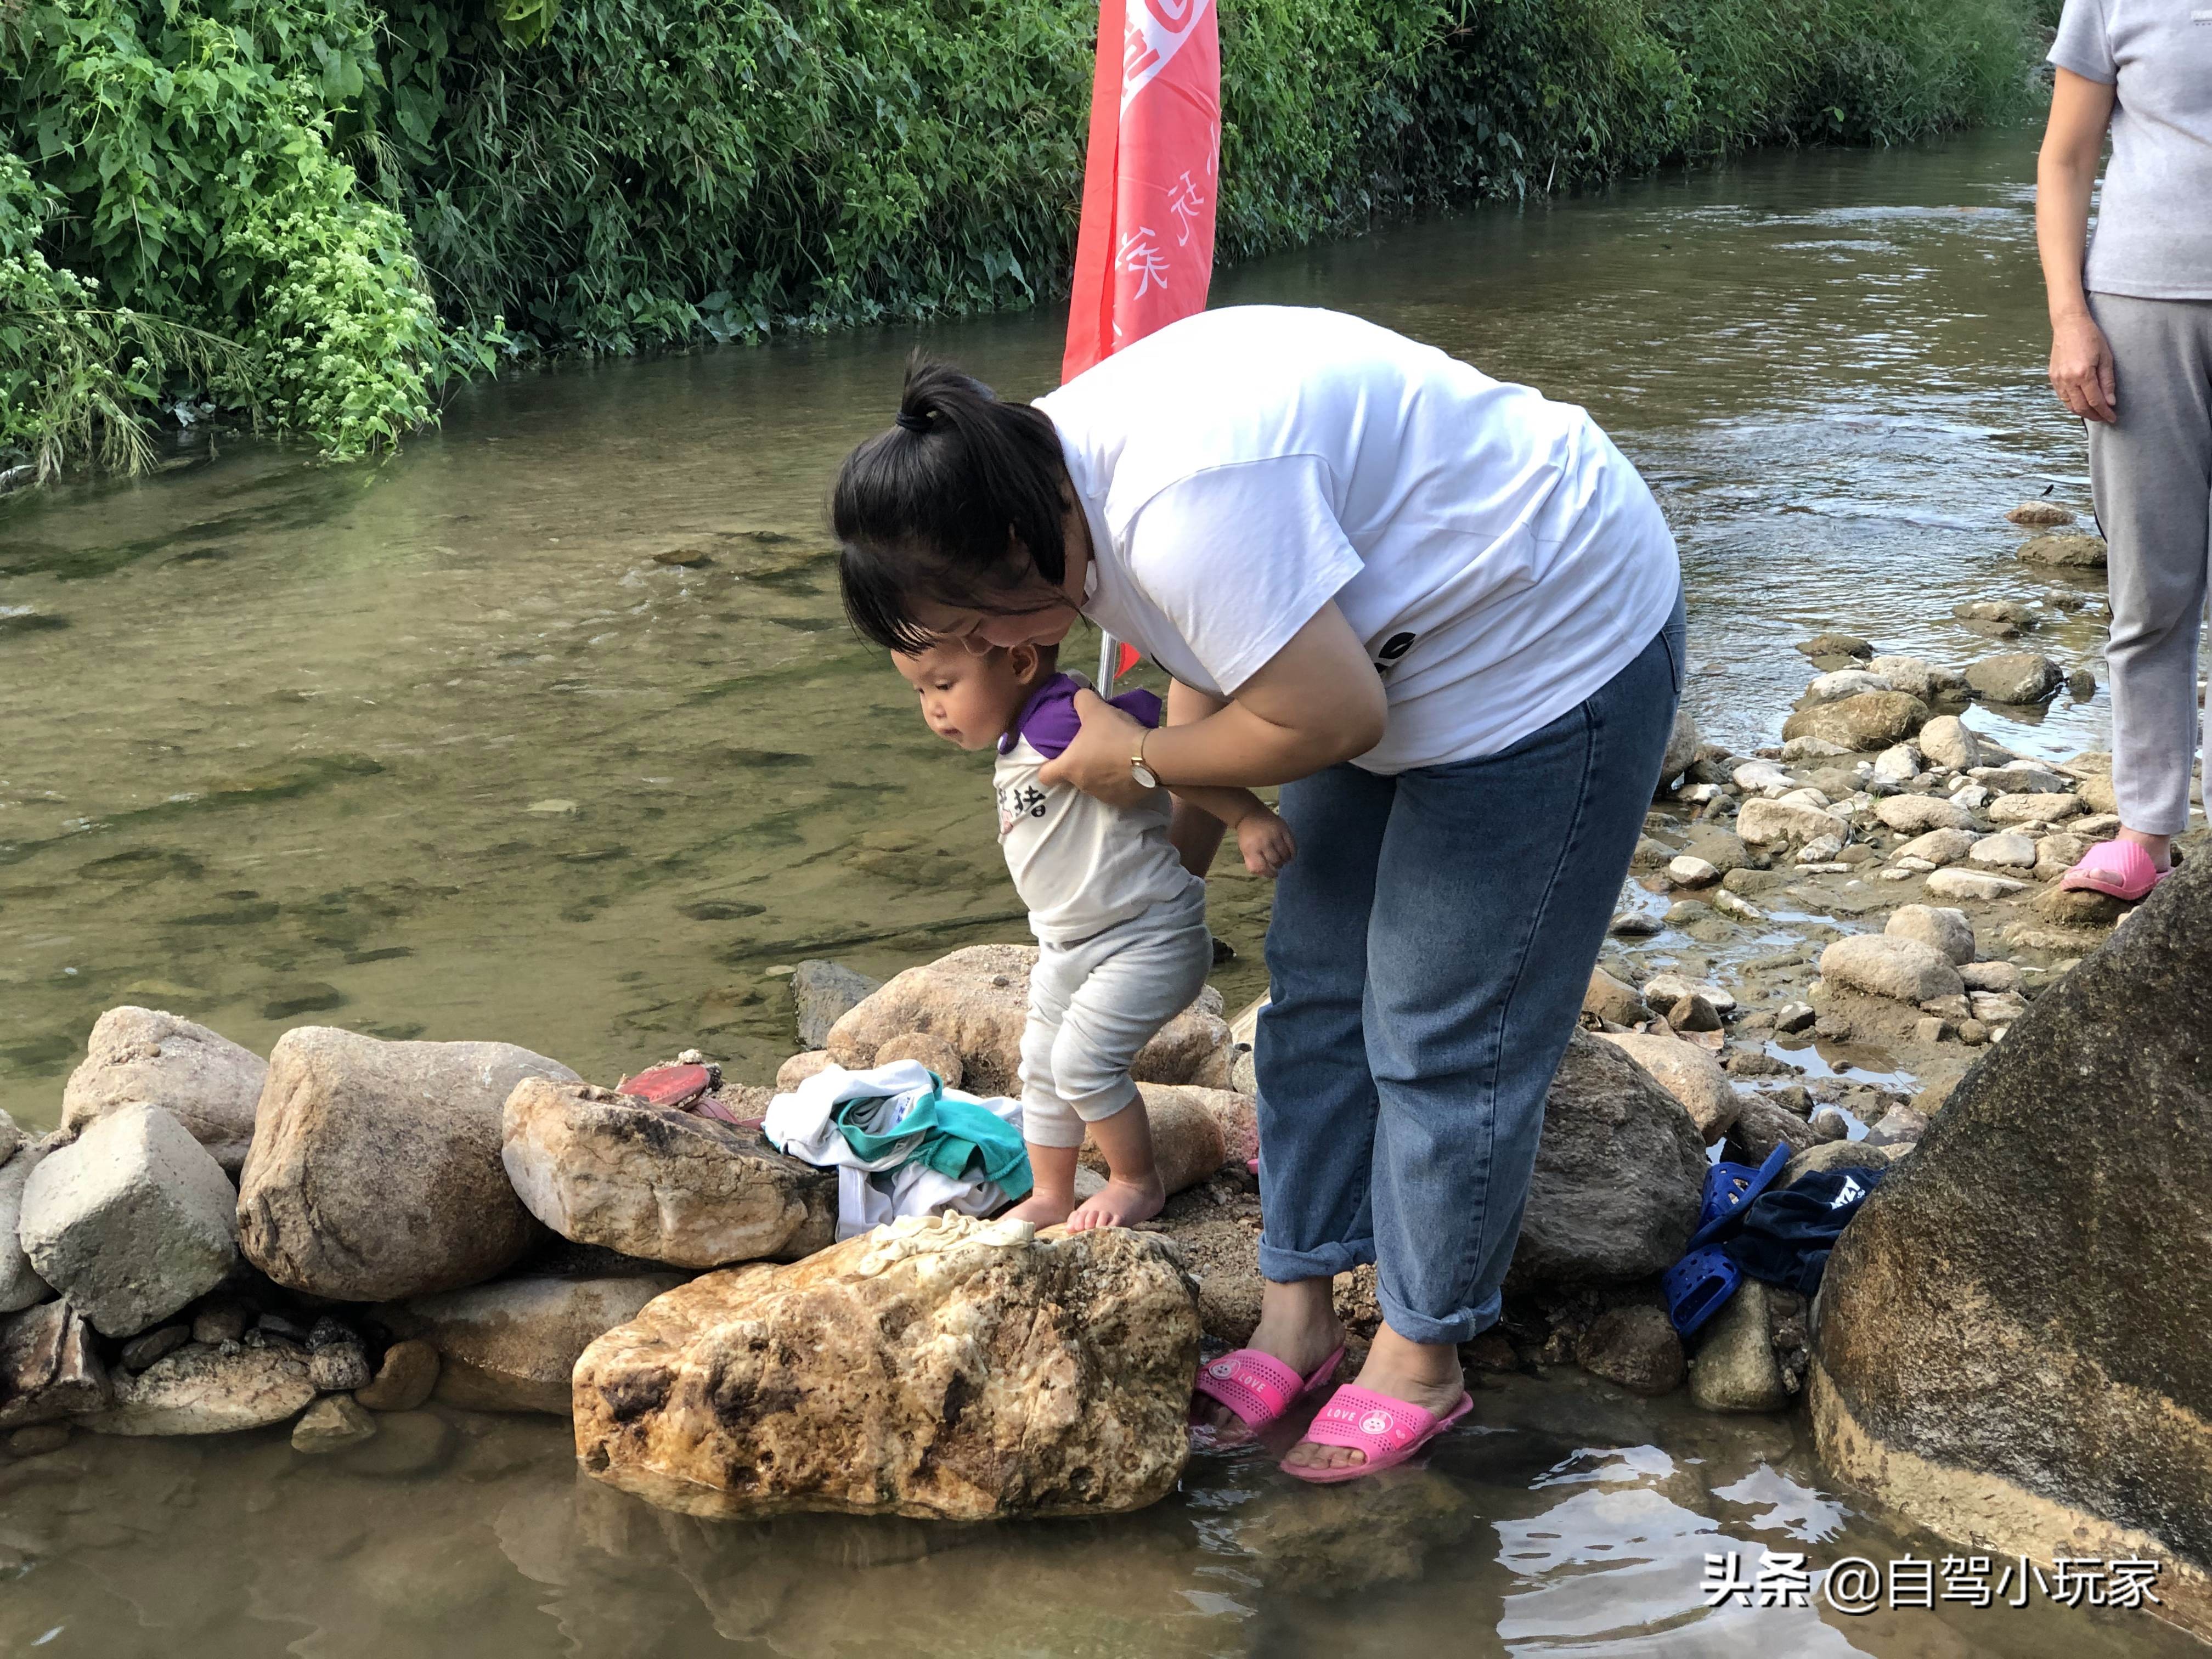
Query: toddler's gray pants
1019 887 1211 1148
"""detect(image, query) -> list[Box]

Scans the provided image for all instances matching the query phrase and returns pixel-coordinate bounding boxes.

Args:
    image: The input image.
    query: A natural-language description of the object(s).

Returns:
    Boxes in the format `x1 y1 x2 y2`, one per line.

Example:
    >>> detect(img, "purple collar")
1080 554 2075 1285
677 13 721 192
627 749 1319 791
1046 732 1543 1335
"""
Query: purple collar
998 673 1082 756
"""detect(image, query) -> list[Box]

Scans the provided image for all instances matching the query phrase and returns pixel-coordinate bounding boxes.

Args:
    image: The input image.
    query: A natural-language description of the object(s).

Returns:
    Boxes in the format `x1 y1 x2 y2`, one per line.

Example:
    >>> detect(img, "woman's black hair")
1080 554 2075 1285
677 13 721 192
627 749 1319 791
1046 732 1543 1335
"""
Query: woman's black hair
834 358 1071 654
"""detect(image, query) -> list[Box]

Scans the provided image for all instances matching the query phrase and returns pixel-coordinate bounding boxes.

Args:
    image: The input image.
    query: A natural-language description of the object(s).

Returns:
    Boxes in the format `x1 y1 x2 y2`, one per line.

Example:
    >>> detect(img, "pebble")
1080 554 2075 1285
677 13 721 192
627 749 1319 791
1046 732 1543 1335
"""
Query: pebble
1663 900 1706 926
1713 889 1765 922
1668 994 1723 1032
1733 760 1792 793
1775 1002 1815 1034
120 1325 190 1372
293 1394 381 1454
1967 833 2038 869
356 1339 441 1413
1949 784 1991 809
1668 855 1720 888
7 1424 70 1456
192 1303 247 1346
1609 911 1661 938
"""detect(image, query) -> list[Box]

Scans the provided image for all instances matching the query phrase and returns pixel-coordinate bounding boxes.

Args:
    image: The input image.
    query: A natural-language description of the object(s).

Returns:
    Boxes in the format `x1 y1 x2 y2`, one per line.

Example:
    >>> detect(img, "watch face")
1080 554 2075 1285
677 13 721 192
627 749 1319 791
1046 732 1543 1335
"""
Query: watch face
1131 761 1160 789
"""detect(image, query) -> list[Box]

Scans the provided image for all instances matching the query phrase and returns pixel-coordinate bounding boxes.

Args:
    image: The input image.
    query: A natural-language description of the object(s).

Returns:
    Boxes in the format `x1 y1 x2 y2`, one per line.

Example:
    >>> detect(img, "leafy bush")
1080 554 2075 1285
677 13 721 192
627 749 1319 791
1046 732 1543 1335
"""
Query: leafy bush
0 0 483 476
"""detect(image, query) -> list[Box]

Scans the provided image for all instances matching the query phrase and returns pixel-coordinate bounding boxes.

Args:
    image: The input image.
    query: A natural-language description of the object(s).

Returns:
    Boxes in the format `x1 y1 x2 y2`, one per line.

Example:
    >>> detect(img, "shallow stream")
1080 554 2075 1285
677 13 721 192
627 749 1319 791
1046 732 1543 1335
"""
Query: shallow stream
0 125 2186 1655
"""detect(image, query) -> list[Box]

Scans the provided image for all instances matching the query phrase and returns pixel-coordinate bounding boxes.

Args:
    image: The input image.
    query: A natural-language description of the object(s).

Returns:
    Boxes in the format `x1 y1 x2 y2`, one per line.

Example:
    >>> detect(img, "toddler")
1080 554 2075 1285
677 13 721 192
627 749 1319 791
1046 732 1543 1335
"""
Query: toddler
893 639 1294 1230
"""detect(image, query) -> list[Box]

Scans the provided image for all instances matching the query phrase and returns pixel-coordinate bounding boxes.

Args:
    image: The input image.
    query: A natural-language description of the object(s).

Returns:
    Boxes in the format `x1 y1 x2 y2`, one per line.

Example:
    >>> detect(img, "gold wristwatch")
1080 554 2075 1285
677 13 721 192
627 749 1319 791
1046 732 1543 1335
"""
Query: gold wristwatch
1131 729 1159 789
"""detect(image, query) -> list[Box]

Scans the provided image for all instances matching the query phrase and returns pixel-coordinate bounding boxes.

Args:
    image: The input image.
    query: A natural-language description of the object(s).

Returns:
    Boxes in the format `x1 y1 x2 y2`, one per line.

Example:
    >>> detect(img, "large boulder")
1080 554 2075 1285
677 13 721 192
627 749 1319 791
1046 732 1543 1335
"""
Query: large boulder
237 1028 578 1302
18 1104 238 1338
1817 934 1965 1005
573 1215 1199 1521
1780 691 1927 753
1660 707 1700 786
61 1007 266 1173
1594 1032 1740 1143
823 944 1233 1096
501 1080 834 1269
1812 852 2212 1641
378 1272 686 1415
1505 1032 1707 1291
0 1141 54 1312
0 1300 108 1429
80 1341 314 1436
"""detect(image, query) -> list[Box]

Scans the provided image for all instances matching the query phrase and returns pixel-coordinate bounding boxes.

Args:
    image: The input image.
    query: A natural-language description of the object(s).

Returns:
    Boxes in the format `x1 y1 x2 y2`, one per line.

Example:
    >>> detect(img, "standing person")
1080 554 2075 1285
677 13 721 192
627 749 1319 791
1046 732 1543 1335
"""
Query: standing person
2039 2 2212 899
834 307 1683 1482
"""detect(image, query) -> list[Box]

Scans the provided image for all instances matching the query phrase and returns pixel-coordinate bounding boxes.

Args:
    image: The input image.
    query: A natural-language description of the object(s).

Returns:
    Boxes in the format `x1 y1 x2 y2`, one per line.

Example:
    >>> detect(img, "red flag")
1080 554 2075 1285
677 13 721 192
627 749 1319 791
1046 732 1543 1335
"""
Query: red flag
1062 0 1221 385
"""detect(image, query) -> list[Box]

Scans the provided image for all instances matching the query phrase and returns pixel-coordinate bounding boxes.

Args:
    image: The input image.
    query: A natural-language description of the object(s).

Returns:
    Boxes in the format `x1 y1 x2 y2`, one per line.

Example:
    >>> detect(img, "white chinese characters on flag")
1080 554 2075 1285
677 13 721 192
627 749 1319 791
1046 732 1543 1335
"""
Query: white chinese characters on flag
1064 0 1220 683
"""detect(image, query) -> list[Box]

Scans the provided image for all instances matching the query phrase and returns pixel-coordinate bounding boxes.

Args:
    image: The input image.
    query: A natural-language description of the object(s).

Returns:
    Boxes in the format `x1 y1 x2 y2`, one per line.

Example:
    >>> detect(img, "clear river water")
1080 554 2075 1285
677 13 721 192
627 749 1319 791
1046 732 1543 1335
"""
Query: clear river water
0 124 2189 1656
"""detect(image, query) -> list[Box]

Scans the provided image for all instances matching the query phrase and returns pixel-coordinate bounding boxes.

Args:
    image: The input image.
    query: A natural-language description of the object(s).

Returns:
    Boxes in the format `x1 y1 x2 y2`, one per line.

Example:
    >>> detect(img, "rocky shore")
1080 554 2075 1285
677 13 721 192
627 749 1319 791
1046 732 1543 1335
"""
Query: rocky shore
0 505 2192 1545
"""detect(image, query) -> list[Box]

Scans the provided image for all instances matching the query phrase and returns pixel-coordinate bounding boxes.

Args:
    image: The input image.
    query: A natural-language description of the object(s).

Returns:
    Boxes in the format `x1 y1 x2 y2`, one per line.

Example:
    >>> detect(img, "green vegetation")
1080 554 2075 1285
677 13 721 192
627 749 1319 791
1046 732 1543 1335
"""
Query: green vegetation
3 0 2039 482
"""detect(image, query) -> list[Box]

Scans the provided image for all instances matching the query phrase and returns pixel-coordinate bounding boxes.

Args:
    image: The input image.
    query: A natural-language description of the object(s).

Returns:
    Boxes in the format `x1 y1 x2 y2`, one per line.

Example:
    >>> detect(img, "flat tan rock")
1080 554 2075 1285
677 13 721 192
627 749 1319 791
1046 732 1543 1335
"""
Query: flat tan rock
238 1028 577 1302
573 1214 1200 1521
81 1341 313 1436
1595 1032 1740 1143
824 944 1233 1096
63 1007 266 1173
502 1080 833 1269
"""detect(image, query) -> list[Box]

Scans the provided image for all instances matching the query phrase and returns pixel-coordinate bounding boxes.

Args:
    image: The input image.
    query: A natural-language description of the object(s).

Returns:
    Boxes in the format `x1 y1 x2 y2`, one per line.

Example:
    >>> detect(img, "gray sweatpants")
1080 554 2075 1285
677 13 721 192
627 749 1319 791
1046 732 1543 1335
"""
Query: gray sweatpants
1018 887 1212 1149
2087 294 2212 836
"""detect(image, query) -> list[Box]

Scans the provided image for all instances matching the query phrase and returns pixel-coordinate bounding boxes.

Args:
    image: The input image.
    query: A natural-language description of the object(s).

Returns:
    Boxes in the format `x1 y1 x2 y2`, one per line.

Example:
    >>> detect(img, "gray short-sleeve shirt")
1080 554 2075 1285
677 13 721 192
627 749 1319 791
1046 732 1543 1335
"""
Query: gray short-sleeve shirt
2049 0 2212 299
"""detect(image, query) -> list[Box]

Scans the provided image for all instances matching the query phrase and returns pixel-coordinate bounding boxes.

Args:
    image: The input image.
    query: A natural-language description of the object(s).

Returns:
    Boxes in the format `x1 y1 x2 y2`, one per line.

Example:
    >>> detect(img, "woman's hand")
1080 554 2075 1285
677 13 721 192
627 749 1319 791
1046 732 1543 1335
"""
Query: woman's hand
2050 311 2118 423
1037 690 1153 808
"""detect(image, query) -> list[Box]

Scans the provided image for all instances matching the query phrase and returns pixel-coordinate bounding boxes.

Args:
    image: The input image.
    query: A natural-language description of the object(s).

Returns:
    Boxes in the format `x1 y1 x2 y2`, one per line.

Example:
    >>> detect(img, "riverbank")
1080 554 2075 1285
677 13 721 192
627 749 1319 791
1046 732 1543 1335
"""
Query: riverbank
2 0 2044 482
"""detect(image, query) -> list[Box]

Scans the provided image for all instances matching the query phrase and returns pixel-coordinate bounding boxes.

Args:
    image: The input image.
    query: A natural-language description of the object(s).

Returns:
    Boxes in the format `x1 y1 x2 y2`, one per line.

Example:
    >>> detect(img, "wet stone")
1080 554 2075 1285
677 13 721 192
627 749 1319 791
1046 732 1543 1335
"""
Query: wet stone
356 1338 441 1412
1576 1305 1686 1396
120 1325 190 1373
292 1393 379 1454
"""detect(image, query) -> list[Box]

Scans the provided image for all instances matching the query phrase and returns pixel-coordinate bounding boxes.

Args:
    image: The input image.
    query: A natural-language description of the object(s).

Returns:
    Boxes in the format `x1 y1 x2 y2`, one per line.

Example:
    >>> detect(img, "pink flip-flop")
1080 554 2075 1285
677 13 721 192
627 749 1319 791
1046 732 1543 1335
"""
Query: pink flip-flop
2060 838 2170 901
1190 1344 1344 1440
1280 1383 1475 1484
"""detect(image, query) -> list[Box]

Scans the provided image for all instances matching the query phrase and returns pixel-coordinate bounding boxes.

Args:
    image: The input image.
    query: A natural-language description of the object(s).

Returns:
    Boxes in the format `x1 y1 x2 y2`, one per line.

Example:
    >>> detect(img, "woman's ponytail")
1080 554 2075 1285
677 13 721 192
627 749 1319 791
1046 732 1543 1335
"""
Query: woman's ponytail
835 357 1071 653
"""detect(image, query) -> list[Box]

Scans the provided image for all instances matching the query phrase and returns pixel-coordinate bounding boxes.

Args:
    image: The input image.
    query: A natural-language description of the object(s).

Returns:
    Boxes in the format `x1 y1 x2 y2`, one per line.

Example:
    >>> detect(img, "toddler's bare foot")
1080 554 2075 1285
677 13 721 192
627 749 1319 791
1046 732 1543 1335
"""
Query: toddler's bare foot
1006 1191 1075 1227
1066 1171 1165 1232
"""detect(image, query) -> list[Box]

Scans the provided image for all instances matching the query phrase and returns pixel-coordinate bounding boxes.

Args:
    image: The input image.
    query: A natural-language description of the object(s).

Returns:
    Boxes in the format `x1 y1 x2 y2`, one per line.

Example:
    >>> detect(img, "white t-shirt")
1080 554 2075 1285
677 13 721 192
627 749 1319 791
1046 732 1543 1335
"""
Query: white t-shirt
1035 306 1682 775
993 674 1203 945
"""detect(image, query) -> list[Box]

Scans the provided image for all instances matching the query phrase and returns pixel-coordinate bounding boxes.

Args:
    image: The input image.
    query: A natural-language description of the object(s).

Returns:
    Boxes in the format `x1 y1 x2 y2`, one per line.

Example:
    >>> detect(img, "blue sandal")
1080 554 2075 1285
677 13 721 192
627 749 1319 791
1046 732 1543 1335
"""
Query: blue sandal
1663 1245 1743 1336
1686 1142 1790 1250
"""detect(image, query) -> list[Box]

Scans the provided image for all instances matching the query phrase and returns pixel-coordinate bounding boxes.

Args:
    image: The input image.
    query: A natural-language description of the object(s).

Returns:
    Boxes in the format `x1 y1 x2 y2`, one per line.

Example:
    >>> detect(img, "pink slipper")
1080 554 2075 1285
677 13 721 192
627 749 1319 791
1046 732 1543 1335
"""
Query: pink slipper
1281 1383 1474 1484
2060 839 2170 901
1190 1344 1344 1438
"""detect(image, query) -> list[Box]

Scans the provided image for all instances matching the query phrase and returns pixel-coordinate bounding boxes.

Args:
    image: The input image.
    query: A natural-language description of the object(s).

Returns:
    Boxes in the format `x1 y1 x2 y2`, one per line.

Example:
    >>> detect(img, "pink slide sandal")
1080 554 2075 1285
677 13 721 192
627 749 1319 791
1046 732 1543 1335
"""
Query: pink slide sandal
2060 838 2170 902
1190 1344 1344 1440
1281 1383 1474 1484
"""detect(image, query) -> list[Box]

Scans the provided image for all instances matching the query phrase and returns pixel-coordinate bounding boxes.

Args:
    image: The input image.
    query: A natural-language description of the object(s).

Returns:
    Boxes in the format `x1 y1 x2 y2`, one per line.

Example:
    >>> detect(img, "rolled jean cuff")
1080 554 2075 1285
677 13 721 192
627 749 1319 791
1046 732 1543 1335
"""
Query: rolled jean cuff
1257 1234 1376 1284
1376 1283 1502 1349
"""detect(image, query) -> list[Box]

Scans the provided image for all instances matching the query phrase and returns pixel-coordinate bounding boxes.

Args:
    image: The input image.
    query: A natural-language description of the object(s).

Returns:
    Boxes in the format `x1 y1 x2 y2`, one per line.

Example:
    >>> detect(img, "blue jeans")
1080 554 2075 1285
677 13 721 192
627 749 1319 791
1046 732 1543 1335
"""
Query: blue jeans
1255 590 1686 1346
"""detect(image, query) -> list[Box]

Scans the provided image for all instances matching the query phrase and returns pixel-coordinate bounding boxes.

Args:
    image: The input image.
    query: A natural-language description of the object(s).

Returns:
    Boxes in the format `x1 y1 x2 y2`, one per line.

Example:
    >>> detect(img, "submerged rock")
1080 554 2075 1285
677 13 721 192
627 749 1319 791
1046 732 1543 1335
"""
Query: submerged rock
1813 851 2212 1639
356 1338 441 1412
502 1079 834 1269
0 1300 108 1429
792 961 882 1049
238 1028 577 1302
61 1006 267 1174
82 1341 314 1435
1964 652 2063 705
1576 1304 1685 1396
574 1215 1199 1521
292 1393 379 1453
1780 691 1926 753
2015 531 2106 567
19 1104 238 1338
823 944 1232 1096
1506 1032 1706 1290
379 1272 686 1416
